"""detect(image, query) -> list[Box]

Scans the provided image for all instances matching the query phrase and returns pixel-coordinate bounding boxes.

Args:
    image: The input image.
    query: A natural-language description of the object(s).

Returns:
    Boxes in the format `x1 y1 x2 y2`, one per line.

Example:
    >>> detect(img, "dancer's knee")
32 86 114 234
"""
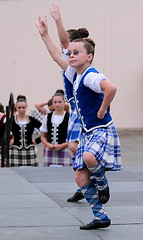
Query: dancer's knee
83 151 98 167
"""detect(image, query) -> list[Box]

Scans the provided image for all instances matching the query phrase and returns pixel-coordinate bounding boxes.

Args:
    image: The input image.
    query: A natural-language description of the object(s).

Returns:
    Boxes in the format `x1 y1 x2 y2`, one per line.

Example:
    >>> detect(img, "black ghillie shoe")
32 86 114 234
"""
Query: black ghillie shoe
98 186 110 204
67 192 85 202
80 219 111 230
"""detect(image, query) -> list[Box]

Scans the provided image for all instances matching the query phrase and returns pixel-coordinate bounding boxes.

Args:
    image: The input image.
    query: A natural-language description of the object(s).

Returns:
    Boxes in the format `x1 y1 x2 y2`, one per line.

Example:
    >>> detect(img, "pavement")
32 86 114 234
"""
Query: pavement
0 131 143 240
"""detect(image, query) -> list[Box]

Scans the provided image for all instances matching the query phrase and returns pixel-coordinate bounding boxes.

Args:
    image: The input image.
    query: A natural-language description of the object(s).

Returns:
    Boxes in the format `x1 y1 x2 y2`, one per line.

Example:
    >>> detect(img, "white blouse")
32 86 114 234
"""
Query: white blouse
65 65 108 93
40 111 66 133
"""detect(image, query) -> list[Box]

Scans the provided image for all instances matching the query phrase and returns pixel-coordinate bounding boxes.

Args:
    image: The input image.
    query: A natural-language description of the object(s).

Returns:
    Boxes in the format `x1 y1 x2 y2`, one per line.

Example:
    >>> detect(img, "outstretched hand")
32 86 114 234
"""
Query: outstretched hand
50 4 60 20
35 16 48 37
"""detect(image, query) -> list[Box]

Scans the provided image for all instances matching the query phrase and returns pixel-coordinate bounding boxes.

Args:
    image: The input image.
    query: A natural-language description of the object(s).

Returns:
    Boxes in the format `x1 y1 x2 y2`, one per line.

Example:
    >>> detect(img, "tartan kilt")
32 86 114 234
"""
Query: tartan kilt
74 123 122 171
66 110 81 143
43 147 72 166
9 145 38 167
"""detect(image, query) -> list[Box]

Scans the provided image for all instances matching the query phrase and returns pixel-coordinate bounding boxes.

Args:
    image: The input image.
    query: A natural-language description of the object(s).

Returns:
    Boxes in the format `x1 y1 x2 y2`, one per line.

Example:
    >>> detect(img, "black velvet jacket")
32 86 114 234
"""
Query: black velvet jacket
11 115 41 149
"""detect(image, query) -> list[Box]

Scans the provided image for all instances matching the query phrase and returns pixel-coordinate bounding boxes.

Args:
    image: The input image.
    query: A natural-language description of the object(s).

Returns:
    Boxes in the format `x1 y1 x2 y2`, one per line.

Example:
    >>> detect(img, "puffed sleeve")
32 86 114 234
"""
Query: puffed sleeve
84 72 108 93
64 65 76 84
39 115 48 133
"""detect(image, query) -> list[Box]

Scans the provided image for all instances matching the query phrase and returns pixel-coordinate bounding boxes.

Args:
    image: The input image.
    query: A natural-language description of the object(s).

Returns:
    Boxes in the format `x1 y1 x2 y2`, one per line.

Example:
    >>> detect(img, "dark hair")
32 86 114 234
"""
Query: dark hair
47 98 53 106
16 95 27 104
52 92 65 100
67 28 89 42
84 38 95 48
73 38 95 58
0 103 4 113
55 89 65 95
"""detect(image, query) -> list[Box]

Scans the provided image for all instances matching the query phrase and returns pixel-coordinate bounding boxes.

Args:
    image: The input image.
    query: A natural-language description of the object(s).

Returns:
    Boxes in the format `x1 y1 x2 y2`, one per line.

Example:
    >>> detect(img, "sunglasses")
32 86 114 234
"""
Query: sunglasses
66 50 81 57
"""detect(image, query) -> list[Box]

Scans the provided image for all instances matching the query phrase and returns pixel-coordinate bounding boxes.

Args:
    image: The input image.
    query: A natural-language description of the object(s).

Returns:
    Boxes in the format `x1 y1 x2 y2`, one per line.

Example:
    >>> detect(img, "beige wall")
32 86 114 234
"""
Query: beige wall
0 0 143 130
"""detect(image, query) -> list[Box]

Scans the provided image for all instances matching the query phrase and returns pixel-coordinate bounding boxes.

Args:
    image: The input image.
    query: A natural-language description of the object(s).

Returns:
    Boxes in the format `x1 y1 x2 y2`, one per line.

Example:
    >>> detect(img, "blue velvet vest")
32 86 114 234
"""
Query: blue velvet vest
62 71 75 111
73 67 113 132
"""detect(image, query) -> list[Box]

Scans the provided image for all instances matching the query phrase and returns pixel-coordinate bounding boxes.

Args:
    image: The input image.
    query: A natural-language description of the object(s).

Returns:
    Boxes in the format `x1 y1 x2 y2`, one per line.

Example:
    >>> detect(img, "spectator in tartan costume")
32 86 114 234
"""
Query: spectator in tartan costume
9 95 41 167
40 93 72 167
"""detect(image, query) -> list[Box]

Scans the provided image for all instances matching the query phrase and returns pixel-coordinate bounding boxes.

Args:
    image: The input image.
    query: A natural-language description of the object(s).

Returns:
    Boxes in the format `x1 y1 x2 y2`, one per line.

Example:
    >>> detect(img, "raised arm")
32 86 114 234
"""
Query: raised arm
50 4 69 49
36 16 68 71
98 80 117 119
35 102 48 115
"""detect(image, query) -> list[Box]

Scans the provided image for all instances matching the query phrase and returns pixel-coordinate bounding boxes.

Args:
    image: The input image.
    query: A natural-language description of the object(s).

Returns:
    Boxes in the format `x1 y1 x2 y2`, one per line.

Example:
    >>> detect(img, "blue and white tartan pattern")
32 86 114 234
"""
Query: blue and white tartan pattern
81 182 110 221
66 108 81 142
89 164 108 191
74 123 122 171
